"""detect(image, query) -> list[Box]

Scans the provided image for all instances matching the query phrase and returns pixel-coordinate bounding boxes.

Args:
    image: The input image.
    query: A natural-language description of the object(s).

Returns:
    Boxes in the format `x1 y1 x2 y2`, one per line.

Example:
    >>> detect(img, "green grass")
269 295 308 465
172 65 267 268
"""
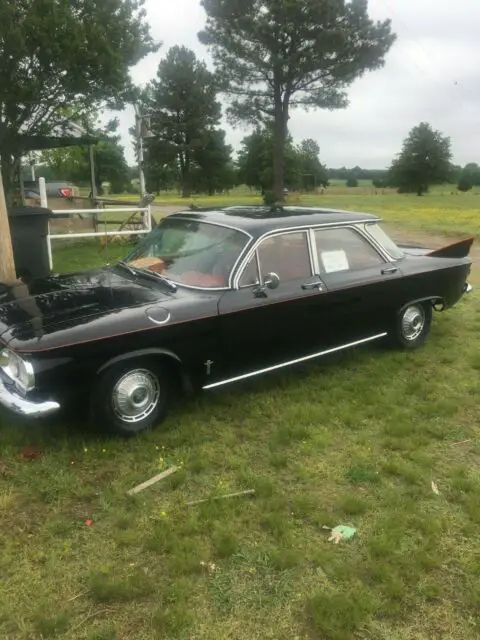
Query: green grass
1 192 480 639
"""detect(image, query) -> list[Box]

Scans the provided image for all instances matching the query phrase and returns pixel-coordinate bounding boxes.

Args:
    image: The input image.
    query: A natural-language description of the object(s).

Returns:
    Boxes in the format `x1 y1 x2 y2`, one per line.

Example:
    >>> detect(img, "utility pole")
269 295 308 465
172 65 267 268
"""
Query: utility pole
0 171 17 283
134 104 146 196
134 103 155 197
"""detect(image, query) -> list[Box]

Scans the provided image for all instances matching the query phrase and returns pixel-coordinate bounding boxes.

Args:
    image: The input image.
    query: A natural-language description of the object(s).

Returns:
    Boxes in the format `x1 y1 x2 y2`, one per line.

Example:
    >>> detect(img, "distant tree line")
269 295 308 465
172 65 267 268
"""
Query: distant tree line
327 167 388 183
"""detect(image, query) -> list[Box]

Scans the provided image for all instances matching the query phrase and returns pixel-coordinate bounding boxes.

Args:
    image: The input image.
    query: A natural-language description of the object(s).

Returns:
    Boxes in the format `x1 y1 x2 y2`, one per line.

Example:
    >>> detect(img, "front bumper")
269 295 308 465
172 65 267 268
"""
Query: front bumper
0 373 60 418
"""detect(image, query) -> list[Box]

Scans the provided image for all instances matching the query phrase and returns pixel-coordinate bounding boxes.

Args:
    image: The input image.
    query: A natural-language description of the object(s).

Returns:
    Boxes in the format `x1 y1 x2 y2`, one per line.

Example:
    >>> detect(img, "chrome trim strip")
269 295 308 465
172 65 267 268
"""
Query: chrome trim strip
307 228 319 275
238 230 314 289
141 216 254 292
360 223 403 263
465 282 473 294
146 310 171 326
255 249 263 286
252 218 378 234
0 376 60 417
228 238 255 289
202 333 388 390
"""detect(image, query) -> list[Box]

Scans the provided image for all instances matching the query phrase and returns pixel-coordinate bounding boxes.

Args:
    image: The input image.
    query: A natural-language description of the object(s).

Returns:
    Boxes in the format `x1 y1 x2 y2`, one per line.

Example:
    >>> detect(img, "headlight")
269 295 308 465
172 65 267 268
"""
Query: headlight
1 349 35 392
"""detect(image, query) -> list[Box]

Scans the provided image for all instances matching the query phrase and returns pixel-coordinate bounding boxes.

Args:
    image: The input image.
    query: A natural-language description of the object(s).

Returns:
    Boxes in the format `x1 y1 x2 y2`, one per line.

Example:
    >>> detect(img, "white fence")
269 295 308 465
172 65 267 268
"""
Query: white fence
47 206 153 270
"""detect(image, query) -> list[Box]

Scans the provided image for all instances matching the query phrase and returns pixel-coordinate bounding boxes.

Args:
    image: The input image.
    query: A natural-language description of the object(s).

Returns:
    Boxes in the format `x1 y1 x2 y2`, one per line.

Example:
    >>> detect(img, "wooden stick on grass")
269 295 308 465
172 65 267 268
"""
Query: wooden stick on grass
127 466 179 496
186 489 255 507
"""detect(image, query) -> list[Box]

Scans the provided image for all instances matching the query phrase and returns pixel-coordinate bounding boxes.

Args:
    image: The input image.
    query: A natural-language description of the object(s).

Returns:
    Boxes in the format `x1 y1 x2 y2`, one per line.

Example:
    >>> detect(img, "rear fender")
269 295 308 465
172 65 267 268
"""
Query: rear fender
398 296 445 315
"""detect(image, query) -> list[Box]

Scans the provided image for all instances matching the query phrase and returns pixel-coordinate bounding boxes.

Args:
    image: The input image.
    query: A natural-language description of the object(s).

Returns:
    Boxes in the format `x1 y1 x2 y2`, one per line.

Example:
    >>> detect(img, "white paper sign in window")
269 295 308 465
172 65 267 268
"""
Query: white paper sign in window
320 250 349 273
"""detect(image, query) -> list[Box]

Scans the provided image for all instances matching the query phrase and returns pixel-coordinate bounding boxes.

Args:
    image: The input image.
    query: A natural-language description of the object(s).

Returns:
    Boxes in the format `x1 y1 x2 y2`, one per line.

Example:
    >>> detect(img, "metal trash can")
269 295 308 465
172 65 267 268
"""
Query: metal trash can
7 206 53 280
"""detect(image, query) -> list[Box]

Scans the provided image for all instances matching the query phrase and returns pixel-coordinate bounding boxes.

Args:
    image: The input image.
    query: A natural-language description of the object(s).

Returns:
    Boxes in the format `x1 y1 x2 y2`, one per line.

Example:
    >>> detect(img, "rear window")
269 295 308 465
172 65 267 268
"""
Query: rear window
364 224 405 260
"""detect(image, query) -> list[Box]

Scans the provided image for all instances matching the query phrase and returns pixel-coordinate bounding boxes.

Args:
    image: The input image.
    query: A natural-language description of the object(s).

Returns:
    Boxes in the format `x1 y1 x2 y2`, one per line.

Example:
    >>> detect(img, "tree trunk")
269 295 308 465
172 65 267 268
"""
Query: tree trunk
181 170 191 198
179 149 191 198
0 151 19 209
273 99 286 202
0 168 17 283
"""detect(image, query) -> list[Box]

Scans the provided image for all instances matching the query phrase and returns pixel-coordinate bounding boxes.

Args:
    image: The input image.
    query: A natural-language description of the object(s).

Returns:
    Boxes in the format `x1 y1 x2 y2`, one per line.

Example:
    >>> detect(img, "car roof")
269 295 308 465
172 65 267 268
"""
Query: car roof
166 205 380 237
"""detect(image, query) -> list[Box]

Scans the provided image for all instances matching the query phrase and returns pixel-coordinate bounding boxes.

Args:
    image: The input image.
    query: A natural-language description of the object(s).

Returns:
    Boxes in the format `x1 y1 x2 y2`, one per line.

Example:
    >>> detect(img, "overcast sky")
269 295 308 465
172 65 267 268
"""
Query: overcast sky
112 0 480 169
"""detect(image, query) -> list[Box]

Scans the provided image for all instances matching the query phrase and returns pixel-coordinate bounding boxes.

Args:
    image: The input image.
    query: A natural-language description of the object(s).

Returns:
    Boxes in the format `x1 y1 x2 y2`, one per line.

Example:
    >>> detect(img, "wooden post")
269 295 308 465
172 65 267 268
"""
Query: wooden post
89 144 99 233
0 171 16 283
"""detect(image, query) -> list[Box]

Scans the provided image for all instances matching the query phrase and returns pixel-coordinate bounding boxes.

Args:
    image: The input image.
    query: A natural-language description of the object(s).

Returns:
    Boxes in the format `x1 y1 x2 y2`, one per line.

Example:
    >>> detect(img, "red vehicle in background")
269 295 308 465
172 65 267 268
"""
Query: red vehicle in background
22 181 79 202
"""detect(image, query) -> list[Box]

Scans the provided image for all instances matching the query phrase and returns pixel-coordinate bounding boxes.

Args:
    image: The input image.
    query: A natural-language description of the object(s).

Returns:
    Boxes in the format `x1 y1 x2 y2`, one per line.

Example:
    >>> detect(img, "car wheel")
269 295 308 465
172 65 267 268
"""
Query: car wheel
391 302 433 350
90 359 169 436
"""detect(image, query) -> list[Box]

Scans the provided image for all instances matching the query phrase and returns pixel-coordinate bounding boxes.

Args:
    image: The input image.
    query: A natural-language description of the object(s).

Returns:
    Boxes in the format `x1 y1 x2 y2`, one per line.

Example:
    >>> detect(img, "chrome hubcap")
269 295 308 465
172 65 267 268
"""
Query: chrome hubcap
401 305 426 341
112 369 160 423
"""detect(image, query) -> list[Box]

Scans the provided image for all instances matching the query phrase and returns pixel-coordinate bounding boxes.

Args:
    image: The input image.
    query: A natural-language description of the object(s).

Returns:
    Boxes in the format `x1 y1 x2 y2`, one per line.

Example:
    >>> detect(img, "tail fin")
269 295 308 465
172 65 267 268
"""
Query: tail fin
427 237 475 259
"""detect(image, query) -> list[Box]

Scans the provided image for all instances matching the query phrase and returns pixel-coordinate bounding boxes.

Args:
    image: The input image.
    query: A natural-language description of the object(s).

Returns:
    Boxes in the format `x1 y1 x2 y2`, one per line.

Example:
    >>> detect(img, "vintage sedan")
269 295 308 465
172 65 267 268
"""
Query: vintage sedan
0 206 474 436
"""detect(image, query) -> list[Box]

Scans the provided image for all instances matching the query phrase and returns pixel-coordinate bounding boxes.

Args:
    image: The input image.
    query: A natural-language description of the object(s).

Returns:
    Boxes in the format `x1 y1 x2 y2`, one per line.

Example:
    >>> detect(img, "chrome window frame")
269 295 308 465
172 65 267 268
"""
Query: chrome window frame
236 228 315 290
312 224 390 274
232 219 388 289
362 222 406 262
139 215 255 292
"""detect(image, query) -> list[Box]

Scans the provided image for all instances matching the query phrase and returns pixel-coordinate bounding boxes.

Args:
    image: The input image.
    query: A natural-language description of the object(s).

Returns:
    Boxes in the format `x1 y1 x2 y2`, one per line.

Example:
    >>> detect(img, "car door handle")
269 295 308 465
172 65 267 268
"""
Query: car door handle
382 266 398 275
302 276 326 291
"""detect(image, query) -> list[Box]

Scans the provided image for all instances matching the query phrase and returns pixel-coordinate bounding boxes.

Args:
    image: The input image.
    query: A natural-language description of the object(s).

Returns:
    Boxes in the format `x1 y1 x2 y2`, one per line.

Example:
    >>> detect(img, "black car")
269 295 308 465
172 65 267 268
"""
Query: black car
0 206 474 436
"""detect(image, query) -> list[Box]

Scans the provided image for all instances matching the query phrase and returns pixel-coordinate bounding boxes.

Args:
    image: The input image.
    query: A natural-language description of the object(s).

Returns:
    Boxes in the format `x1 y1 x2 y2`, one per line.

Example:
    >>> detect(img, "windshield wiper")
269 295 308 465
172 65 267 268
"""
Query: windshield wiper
144 270 178 292
116 260 136 276
115 261 177 292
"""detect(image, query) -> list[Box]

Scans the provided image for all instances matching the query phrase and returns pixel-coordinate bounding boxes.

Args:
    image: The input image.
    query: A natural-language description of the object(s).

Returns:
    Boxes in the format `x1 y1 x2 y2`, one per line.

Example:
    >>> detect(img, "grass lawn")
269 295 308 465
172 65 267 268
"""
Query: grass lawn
1 194 480 639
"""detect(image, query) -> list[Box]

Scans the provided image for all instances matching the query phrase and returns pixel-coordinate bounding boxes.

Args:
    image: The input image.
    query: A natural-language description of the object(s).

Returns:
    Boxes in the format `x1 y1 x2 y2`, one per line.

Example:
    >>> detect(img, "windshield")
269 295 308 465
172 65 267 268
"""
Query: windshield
123 217 250 288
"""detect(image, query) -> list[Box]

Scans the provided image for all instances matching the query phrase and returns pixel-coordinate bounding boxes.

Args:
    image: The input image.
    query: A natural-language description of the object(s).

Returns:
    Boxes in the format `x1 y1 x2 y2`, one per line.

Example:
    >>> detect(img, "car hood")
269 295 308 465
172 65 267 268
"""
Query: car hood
0 267 171 349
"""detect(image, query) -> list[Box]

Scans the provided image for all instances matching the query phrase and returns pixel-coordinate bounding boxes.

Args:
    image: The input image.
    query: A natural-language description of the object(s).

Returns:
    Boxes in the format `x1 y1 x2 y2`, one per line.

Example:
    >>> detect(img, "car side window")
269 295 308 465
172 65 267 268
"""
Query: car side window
314 227 384 274
239 232 311 287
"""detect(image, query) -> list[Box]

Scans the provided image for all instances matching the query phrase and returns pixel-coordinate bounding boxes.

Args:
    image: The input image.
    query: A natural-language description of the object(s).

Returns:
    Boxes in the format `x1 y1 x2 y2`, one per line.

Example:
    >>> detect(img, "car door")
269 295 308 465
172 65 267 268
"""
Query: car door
307 225 404 346
214 229 328 383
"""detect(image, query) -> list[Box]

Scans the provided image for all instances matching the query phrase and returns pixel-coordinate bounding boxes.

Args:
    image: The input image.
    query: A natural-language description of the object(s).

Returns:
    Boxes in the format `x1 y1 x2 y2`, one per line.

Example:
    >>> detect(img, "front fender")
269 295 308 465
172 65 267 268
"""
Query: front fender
96 348 193 393
96 348 182 374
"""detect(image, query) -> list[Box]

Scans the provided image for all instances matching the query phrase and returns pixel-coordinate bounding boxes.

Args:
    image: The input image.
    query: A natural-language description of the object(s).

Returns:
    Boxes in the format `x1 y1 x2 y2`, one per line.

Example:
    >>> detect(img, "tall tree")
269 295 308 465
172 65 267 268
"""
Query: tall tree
142 46 222 197
237 127 302 193
297 139 329 191
143 141 179 194
388 123 453 196
459 163 480 187
199 0 396 201
0 0 158 205
192 128 235 195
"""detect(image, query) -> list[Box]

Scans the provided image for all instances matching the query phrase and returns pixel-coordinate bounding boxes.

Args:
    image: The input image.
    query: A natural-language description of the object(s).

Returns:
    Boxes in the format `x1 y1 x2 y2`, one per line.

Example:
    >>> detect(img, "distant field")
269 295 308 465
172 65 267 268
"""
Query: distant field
108 185 480 238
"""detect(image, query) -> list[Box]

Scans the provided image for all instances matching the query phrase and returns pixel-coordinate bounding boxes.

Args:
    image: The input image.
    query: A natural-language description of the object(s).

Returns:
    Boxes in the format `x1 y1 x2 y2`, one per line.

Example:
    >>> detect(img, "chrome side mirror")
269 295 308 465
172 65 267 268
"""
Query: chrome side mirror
264 272 280 290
